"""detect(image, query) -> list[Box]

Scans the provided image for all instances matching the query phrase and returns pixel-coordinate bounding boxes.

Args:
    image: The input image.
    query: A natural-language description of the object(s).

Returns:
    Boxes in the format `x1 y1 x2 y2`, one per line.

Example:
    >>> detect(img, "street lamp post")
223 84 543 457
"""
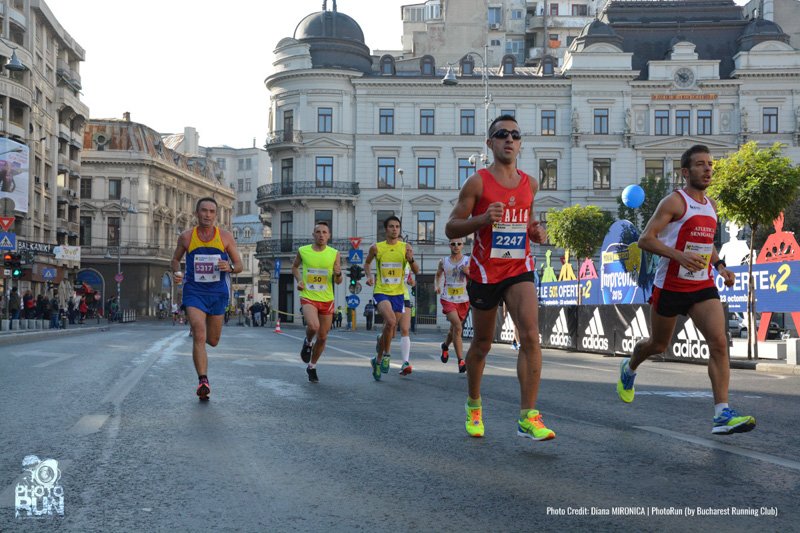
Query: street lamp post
0 37 27 72
114 197 138 321
442 44 491 167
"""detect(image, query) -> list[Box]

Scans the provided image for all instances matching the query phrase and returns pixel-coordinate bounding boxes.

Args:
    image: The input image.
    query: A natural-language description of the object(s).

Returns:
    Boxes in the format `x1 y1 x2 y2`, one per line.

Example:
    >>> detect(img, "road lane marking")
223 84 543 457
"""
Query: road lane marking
34 352 84 368
101 331 185 406
635 426 800 471
68 414 110 436
545 360 615 372
281 331 372 359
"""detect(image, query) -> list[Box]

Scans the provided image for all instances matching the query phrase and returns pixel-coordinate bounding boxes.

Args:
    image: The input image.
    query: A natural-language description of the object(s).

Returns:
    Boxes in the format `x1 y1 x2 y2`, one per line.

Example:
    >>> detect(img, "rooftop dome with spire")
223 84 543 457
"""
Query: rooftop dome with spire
293 0 372 73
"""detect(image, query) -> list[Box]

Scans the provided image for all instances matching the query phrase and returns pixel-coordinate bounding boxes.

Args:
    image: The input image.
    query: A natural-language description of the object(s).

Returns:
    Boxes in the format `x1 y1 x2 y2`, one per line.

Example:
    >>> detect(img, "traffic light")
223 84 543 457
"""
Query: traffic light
4 252 22 277
349 265 358 286
355 265 364 281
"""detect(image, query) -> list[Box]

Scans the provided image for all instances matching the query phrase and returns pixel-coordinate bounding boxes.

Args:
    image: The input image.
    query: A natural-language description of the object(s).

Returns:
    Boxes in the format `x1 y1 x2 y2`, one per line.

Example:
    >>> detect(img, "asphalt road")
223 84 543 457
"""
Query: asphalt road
1 321 798 531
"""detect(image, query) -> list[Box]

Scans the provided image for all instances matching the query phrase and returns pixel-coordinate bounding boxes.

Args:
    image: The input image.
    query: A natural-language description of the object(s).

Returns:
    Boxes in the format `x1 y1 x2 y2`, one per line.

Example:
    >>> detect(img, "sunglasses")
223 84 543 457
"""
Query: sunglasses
491 129 522 140
449 242 463 246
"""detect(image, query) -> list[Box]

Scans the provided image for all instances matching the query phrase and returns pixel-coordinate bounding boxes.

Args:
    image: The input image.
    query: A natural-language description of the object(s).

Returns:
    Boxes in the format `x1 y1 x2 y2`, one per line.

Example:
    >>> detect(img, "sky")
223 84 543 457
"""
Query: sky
46 0 752 150
45 0 407 148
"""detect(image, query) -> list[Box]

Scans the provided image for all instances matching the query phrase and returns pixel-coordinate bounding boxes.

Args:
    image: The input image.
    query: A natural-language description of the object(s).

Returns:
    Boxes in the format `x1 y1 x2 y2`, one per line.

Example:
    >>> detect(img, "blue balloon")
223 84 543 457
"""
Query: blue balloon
622 184 645 209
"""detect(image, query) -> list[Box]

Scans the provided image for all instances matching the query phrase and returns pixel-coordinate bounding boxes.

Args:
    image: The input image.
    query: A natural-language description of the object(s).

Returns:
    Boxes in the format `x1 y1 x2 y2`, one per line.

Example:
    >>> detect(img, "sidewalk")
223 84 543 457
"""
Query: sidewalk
0 321 114 346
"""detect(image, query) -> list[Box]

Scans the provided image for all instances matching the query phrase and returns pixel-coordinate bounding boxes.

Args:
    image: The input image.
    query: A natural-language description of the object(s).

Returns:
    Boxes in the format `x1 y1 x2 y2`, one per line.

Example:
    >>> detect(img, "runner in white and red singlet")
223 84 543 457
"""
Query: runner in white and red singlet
435 238 470 373
445 114 553 441
617 144 755 436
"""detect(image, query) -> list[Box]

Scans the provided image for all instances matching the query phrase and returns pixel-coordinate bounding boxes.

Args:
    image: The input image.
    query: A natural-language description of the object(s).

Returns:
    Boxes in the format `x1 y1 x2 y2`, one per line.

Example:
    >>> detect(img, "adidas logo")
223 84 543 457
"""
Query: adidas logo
549 309 572 347
582 308 609 350
622 307 649 352
502 251 512 259
672 318 709 359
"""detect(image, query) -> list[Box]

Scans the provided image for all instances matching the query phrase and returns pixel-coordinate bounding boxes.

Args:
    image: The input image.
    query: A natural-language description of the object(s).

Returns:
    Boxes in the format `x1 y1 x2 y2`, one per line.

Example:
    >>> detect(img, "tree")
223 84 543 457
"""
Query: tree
616 174 673 231
547 205 614 304
708 142 800 359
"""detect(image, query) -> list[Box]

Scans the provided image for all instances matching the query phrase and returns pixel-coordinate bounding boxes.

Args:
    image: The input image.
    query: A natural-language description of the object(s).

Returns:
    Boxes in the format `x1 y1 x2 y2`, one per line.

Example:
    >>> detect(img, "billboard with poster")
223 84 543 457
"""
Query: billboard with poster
0 138 29 213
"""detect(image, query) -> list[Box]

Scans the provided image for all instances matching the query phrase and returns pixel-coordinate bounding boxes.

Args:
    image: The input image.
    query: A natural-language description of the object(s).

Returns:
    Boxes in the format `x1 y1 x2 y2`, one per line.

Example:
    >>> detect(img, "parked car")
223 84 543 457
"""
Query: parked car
733 312 781 339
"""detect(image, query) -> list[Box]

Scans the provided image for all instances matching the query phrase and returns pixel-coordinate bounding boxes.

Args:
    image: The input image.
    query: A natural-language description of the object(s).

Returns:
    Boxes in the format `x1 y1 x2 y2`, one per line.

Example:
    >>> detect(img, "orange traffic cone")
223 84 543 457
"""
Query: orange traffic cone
274 318 282 333
179 317 184 325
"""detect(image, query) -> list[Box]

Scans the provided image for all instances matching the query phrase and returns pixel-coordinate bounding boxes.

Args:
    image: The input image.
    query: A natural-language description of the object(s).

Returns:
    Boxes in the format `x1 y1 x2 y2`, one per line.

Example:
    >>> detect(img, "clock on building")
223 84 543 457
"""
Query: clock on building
673 67 695 88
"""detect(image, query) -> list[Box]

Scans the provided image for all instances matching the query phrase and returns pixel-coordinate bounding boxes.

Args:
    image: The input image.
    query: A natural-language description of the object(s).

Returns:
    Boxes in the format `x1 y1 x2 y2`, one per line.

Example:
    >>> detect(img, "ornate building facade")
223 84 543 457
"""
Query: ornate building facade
78 115 236 316
258 0 800 323
0 0 88 303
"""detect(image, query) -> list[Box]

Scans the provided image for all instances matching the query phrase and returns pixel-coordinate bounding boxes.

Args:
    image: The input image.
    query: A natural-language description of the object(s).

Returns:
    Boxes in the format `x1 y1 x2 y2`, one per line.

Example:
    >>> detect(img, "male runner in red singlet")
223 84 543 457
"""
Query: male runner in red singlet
445 115 553 441
617 144 755 435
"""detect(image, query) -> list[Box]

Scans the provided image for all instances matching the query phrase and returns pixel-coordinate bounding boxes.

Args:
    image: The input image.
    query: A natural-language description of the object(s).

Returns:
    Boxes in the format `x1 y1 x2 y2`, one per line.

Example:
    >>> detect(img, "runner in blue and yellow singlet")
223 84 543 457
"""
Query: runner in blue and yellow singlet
172 197 243 401
364 216 419 381
291 221 342 383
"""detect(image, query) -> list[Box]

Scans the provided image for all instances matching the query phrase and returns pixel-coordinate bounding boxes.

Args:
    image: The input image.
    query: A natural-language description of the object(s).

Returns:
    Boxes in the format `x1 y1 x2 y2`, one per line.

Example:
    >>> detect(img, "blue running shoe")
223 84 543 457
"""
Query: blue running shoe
712 408 755 435
380 354 390 373
371 357 382 381
617 358 635 403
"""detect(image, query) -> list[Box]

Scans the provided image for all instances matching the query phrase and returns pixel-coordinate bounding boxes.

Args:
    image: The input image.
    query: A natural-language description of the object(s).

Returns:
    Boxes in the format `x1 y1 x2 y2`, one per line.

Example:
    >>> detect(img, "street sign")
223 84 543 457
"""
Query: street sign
0 232 15 250
94 293 101 300
348 282 362 295
0 217 13 231
349 237 362 249
43 268 56 279
114 273 123 283
274 259 281 278
348 249 363 264
346 295 360 308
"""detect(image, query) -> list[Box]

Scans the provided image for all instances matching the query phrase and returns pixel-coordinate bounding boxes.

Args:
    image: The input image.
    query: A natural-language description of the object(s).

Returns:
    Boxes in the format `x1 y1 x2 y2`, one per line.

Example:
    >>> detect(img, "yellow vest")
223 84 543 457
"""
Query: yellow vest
374 241 407 296
299 244 338 302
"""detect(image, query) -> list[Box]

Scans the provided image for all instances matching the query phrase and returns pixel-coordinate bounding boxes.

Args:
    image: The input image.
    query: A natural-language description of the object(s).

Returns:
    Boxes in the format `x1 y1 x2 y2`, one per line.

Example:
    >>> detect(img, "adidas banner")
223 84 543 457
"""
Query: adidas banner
539 306 577 350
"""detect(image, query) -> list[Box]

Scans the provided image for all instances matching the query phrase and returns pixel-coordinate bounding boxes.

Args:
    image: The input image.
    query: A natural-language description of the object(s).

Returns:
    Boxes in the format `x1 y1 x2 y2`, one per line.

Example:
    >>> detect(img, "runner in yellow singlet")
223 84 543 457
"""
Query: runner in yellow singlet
291 221 342 383
364 216 419 381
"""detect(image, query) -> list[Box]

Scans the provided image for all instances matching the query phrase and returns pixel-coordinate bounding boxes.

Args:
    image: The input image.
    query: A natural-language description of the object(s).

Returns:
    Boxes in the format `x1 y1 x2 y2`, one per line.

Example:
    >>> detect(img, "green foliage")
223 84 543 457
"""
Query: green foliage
709 142 800 234
616 174 674 231
547 204 614 262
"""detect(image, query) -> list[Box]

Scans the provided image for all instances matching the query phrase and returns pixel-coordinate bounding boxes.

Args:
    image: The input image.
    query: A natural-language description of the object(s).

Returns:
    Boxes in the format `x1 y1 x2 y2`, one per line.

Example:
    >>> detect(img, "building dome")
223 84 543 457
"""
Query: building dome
293 6 372 73
571 19 624 52
738 18 789 51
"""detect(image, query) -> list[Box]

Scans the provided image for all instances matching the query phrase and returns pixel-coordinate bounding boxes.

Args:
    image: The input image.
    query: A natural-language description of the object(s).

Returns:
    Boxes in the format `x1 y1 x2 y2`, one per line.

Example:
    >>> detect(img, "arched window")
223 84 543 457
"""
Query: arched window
541 57 554 76
380 55 395 76
501 54 516 75
460 56 474 75
244 227 252 239
420 55 435 76
232 227 239 239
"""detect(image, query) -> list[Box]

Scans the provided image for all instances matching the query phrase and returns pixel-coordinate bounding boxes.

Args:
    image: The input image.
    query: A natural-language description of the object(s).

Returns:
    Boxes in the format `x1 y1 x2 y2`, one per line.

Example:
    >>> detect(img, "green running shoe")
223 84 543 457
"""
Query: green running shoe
380 354 390 373
617 358 636 404
517 410 555 441
371 357 382 381
465 403 484 438
712 408 755 435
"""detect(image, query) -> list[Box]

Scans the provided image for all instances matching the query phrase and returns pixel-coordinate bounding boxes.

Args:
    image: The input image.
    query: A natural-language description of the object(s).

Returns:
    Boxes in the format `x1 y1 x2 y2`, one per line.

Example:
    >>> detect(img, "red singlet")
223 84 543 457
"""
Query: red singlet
469 169 535 284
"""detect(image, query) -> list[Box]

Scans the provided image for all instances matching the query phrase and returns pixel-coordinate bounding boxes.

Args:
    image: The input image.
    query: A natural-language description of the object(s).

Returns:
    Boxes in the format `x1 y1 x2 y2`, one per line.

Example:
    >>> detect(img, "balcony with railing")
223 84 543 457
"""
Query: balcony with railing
256 237 353 256
256 181 360 203
81 243 173 259
266 129 303 148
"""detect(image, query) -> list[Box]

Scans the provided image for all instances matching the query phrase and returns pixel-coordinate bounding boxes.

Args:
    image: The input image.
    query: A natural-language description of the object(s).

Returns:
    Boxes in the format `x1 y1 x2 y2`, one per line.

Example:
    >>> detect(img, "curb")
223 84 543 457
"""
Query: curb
754 363 800 375
0 325 111 346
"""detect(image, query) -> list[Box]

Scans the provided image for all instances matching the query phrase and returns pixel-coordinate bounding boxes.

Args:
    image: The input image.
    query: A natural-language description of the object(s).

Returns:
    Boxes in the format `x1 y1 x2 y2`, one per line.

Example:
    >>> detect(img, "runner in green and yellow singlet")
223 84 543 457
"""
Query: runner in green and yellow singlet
291 221 342 383
364 216 419 381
